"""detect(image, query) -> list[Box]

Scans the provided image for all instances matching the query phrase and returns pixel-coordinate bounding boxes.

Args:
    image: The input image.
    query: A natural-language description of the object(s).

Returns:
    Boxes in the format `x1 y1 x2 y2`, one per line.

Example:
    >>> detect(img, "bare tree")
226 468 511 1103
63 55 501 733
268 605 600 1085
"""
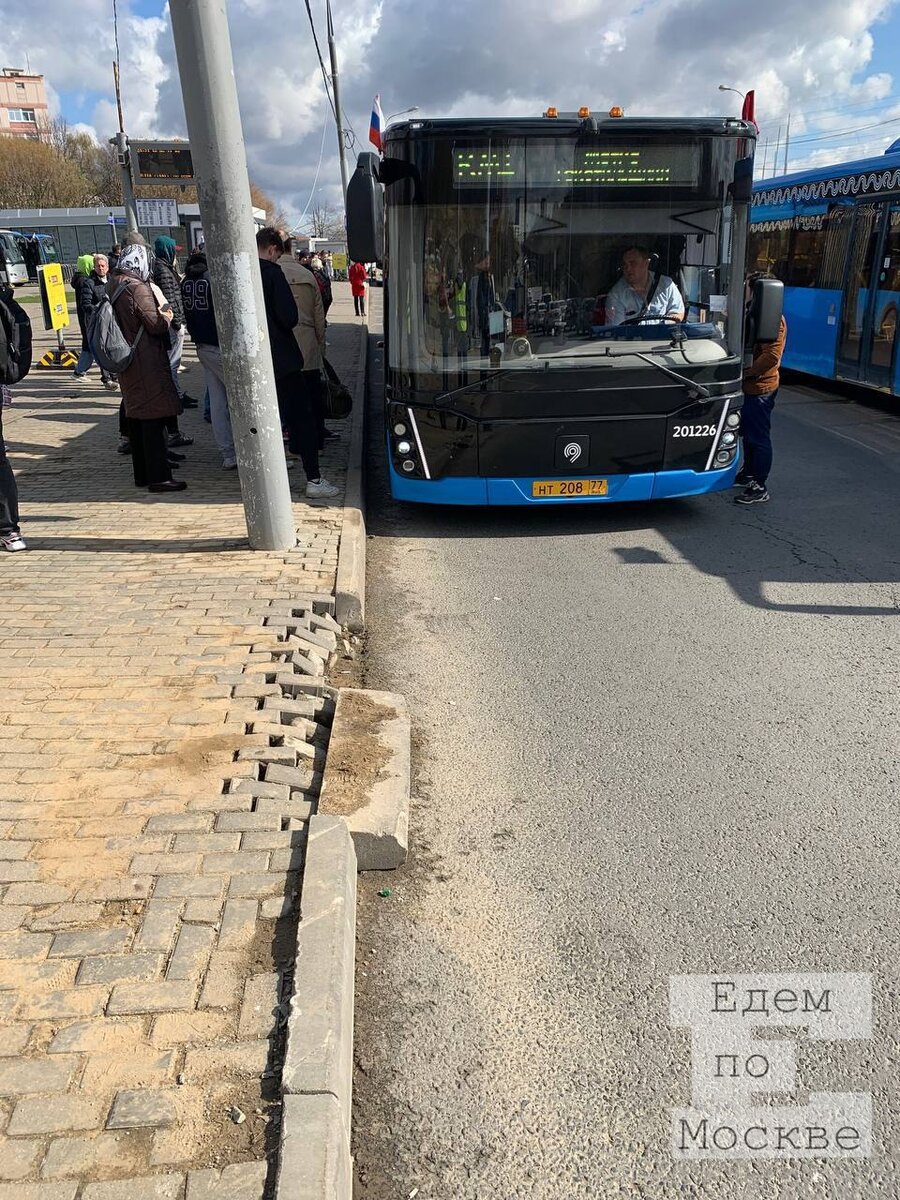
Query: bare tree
0 137 95 206
304 201 345 240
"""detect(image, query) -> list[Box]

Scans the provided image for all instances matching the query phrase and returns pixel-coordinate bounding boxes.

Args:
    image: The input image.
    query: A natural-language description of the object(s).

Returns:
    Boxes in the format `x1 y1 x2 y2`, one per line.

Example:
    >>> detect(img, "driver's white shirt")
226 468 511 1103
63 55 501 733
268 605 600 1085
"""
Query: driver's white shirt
605 274 682 326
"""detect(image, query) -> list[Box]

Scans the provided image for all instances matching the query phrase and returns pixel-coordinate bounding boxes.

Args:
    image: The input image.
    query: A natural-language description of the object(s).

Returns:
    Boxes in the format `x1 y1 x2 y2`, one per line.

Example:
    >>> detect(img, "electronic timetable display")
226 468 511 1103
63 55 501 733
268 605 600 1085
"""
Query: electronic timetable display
452 143 699 187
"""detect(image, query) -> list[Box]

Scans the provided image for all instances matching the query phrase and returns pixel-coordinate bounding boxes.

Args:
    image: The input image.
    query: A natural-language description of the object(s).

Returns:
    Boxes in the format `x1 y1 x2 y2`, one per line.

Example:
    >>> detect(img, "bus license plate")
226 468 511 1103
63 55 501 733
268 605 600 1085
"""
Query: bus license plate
532 479 608 498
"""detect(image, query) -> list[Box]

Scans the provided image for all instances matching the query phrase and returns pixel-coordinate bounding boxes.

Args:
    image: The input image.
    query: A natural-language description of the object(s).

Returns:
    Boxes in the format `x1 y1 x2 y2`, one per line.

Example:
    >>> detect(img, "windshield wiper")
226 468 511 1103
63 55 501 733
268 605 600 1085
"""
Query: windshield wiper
542 345 712 399
433 370 513 408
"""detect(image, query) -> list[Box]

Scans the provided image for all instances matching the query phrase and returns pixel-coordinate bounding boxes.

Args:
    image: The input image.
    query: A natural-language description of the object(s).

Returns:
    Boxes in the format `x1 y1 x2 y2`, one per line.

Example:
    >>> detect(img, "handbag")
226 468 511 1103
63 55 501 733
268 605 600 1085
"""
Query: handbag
322 357 352 419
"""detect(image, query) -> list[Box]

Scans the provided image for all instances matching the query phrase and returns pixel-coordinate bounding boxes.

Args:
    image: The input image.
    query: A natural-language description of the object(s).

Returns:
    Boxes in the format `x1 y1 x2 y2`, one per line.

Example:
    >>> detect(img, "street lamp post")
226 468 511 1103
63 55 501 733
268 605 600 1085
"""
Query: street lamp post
718 84 746 103
386 106 419 125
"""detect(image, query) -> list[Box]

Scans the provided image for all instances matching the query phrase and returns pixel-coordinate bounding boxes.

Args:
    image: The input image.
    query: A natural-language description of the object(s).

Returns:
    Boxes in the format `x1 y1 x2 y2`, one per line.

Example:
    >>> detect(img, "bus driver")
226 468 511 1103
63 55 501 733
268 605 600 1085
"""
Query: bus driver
605 245 684 326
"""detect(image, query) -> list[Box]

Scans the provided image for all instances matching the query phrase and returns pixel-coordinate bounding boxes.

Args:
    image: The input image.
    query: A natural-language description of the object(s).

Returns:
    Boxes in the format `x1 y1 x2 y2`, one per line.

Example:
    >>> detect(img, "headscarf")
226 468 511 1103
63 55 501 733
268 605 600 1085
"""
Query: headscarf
154 235 177 265
76 254 94 277
117 243 151 282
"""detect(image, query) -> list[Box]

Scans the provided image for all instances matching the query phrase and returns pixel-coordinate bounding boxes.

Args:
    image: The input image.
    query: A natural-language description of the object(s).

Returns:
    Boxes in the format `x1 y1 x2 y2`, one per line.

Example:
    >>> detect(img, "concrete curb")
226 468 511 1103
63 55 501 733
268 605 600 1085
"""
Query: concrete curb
319 688 411 871
277 813 357 1200
334 321 368 633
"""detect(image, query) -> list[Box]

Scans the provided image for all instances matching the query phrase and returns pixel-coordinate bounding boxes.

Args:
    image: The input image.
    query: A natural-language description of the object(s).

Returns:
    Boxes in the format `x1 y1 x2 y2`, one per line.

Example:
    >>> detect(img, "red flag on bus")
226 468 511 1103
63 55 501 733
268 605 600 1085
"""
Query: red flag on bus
741 90 759 133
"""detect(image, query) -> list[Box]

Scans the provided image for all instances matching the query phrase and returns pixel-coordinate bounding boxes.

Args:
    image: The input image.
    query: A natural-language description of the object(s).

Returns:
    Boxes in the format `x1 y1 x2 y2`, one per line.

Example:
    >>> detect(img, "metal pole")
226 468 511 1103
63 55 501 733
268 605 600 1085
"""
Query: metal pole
783 112 791 174
112 132 140 234
168 0 296 551
112 63 140 235
760 137 768 178
326 0 350 205
773 125 782 177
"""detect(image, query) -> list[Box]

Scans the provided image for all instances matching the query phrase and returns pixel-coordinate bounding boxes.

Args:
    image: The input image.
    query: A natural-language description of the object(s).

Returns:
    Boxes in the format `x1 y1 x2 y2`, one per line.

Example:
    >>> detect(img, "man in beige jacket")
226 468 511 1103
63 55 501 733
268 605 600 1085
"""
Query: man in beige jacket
278 234 333 447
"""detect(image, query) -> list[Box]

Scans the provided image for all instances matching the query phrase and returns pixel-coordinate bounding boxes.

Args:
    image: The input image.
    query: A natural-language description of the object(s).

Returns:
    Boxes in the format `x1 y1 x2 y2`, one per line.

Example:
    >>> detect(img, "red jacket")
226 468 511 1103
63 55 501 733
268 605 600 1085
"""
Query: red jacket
349 262 367 297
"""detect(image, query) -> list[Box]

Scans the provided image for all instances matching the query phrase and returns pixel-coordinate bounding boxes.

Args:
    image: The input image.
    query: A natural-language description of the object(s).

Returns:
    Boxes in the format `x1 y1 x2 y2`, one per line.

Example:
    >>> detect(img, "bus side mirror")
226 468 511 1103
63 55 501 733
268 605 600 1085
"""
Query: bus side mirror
347 152 384 265
746 278 784 345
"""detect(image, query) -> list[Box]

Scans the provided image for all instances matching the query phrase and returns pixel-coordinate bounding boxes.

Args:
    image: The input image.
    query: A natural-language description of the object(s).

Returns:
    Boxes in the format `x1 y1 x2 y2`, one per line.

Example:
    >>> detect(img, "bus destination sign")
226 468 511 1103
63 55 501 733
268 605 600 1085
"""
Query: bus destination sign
453 143 698 188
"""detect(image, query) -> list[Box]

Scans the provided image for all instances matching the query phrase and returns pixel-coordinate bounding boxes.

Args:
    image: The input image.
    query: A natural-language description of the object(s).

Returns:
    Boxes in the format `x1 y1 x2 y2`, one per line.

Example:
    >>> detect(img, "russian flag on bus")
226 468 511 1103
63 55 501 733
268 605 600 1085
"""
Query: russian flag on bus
369 95 384 153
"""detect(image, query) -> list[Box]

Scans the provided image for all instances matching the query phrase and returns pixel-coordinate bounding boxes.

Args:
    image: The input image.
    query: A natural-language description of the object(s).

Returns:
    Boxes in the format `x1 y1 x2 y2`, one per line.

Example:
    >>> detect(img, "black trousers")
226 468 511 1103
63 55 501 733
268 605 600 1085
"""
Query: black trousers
276 372 320 481
0 408 19 536
120 400 178 440
354 294 366 316
304 369 326 449
126 417 172 487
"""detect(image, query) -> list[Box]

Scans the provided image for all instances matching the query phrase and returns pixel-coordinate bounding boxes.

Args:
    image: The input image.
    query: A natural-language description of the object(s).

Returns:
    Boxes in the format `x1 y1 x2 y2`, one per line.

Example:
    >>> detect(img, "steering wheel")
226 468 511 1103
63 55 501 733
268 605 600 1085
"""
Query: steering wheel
620 314 684 327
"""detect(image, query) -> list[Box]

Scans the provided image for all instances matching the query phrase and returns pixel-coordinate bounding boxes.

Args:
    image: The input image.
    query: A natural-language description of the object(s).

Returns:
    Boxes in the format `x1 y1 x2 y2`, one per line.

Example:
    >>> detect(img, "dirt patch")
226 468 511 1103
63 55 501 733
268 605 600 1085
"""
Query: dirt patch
318 691 394 817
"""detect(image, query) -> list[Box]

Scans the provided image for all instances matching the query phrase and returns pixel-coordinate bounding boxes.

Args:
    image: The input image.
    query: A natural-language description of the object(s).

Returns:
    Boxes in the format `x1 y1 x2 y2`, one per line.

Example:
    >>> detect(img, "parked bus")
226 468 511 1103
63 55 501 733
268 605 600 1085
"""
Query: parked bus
12 231 62 281
749 144 900 395
347 111 779 505
0 230 29 287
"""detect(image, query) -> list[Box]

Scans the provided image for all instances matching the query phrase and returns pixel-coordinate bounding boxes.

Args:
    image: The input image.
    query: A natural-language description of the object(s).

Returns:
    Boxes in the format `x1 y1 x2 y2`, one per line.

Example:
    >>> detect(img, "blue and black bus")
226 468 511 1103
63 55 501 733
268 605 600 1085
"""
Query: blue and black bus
348 111 778 505
749 143 900 395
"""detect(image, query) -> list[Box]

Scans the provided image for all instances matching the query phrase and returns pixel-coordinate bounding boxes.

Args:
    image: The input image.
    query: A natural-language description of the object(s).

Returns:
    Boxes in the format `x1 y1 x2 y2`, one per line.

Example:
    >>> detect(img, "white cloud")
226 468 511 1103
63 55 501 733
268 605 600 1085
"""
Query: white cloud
1 0 898 219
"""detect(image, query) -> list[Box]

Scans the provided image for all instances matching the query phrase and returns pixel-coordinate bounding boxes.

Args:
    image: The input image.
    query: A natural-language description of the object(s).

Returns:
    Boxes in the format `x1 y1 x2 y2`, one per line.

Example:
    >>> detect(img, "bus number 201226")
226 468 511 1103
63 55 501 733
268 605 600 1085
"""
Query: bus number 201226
672 424 717 438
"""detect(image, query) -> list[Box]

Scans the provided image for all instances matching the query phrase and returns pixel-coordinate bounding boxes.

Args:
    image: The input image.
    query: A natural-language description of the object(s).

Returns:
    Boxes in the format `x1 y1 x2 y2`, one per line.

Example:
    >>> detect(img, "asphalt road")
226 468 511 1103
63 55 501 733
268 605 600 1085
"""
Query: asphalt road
353 302 900 1199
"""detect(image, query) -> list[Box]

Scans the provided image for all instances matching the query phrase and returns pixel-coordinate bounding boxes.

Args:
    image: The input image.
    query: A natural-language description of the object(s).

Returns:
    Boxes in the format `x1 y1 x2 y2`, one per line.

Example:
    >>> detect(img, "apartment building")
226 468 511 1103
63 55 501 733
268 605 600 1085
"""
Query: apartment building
0 67 49 139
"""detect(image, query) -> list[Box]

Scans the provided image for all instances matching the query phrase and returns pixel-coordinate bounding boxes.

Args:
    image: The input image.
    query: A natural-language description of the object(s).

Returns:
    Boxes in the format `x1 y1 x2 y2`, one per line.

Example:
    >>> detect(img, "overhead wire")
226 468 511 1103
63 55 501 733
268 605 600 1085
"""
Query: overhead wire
303 0 337 121
295 105 331 227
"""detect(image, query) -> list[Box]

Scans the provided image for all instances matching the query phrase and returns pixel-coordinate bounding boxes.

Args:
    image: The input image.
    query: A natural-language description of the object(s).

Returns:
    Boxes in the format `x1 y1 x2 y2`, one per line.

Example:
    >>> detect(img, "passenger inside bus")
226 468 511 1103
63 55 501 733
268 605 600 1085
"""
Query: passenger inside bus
604 245 685 326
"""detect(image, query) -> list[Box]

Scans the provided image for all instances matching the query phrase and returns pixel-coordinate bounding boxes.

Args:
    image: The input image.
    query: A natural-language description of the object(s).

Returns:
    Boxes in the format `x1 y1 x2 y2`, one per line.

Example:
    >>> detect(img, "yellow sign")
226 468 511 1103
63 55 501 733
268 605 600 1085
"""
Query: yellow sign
40 263 70 331
331 253 348 271
531 479 609 498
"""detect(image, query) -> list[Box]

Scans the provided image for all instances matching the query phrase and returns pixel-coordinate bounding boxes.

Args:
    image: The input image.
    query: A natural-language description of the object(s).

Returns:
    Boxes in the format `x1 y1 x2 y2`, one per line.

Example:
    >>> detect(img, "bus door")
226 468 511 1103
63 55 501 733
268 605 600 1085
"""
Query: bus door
836 200 900 390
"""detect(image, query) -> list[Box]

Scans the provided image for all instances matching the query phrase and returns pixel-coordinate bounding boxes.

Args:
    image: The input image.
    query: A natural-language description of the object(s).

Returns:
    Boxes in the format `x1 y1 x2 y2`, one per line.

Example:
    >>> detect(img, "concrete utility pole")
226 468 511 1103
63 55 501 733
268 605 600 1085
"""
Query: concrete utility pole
783 112 791 174
168 0 296 551
326 0 350 204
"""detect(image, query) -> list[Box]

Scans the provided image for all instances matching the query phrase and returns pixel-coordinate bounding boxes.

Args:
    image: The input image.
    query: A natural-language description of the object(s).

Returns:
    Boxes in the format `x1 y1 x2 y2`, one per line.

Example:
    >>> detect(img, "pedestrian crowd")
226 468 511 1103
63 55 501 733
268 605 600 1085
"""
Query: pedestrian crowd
1 227 346 549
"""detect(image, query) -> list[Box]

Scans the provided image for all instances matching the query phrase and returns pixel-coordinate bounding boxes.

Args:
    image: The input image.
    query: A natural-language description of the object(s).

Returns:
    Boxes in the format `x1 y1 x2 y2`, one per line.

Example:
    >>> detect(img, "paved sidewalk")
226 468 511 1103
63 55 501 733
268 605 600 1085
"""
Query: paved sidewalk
0 285 366 1196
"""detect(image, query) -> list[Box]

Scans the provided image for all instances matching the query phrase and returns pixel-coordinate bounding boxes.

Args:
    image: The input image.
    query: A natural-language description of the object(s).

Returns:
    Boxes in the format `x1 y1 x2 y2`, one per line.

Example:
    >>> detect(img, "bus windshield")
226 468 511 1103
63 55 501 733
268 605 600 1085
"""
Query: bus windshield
386 134 741 375
0 232 25 266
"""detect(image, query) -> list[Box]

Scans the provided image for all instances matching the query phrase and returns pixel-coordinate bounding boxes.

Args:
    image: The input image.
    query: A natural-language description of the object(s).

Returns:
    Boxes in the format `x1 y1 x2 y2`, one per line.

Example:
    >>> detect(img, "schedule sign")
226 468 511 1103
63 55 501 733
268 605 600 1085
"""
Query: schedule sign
453 142 698 188
136 198 179 229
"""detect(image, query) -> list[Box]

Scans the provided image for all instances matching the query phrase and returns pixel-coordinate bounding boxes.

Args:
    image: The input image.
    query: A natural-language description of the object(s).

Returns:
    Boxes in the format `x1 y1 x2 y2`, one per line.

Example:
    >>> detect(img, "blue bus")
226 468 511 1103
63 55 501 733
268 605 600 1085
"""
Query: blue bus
749 143 900 395
348 112 778 505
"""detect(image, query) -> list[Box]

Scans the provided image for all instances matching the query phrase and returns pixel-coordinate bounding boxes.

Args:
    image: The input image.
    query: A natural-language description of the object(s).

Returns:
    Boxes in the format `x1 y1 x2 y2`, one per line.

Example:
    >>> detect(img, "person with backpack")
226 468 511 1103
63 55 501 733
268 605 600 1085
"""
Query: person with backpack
73 254 116 389
0 282 32 550
299 249 333 315
153 236 198 410
181 249 236 469
109 243 186 494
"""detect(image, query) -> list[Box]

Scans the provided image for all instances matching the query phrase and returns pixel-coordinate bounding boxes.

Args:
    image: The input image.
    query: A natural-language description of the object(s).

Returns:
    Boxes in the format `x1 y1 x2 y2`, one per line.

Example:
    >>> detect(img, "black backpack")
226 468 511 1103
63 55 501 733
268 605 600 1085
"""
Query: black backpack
0 286 32 386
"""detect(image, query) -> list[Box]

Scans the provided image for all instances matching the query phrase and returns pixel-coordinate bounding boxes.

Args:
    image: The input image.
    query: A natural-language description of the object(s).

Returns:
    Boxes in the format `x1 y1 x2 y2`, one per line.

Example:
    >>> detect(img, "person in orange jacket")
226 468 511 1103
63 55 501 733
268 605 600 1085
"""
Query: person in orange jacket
349 261 367 317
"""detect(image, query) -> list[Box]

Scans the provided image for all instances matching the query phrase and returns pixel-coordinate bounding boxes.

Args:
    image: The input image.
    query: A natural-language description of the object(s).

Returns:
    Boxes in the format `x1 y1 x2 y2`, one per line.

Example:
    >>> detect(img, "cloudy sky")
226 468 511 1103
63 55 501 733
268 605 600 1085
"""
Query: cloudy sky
2 0 900 223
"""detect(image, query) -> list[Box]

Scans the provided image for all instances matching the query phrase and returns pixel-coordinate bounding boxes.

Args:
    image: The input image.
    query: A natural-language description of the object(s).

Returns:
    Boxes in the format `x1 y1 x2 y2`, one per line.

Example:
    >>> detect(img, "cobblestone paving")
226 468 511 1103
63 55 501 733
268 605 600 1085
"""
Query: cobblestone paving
0 286 366 1194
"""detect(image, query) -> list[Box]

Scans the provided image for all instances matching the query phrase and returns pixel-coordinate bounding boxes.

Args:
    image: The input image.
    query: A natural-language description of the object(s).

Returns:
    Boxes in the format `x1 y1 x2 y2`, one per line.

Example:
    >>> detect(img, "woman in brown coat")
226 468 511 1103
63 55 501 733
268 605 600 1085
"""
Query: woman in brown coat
112 244 186 493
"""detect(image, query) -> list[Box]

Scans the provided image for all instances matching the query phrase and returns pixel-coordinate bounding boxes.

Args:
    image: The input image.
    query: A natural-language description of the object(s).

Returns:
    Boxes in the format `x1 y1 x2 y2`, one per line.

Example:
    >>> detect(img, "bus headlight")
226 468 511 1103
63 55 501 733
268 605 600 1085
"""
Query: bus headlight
725 412 740 428
721 431 736 446
393 422 407 436
715 450 732 465
397 440 412 455
401 460 416 473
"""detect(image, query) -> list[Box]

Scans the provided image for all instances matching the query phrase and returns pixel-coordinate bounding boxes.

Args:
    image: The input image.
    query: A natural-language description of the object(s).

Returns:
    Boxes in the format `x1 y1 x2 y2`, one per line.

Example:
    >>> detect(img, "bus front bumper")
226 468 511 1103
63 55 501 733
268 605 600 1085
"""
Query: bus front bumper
388 462 739 505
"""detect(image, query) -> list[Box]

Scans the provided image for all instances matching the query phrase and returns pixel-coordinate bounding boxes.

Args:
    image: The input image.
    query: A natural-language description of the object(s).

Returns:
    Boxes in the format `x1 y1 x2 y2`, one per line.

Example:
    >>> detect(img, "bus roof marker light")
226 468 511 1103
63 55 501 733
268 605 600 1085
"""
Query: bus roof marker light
578 107 591 118
544 107 559 118
609 106 624 118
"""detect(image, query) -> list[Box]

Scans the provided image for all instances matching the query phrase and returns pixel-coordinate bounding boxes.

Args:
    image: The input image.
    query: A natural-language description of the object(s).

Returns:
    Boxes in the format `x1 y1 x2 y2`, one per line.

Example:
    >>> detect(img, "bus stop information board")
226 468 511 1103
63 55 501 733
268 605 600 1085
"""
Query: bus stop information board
131 141 195 186
38 263 69 332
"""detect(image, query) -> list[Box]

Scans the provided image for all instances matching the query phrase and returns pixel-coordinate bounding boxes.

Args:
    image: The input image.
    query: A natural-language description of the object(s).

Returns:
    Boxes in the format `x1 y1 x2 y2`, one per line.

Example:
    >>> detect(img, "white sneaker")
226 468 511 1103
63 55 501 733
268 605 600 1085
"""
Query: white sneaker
222 457 237 470
1 531 26 552
305 477 340 499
